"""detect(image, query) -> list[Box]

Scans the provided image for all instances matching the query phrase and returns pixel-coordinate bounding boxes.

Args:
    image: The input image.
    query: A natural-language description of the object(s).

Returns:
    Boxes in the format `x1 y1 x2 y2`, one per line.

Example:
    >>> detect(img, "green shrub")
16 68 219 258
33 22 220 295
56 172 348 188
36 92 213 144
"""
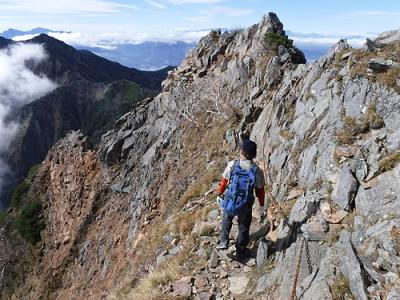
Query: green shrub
27 164 40 183
264 32 293 52
16 200 44 244
9 181 30 208
0 212 8 227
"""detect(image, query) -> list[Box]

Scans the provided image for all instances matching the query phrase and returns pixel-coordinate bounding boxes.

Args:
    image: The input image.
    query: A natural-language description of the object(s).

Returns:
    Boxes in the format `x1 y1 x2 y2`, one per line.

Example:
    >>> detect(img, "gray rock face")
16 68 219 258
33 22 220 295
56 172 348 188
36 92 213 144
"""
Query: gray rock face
387 130 400 152
387 288 400 300
336 231 369 300
355 165 400 218
208 250 219 268
376 29 400 44
225 129 238 150
256 238 269 269
289 193 320 224
300 221 332 241
198 292 213 300
207 209 220 220
256 273 277 294
332 166 358 210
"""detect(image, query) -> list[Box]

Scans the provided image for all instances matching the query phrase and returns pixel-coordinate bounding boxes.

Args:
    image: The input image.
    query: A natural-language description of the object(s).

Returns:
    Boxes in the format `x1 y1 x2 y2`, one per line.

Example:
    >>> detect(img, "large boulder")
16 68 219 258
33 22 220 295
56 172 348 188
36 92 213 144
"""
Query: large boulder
332 166 358 210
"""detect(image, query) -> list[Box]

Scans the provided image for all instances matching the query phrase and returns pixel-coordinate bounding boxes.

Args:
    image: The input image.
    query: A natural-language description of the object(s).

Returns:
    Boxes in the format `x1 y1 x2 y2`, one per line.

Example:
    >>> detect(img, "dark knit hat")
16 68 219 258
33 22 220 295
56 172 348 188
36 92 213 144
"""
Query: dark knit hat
240 139 257 159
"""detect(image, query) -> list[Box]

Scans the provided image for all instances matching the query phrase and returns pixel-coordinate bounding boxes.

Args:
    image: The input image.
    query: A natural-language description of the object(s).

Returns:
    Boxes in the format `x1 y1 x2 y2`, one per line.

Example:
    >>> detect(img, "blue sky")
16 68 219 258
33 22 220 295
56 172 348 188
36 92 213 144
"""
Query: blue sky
0 0 399 35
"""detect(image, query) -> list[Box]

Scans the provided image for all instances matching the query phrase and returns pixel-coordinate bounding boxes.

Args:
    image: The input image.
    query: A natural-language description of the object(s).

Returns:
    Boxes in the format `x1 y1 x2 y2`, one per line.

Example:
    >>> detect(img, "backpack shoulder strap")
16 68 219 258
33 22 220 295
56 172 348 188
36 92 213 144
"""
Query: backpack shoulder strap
228 160 239 182
249 162 258 175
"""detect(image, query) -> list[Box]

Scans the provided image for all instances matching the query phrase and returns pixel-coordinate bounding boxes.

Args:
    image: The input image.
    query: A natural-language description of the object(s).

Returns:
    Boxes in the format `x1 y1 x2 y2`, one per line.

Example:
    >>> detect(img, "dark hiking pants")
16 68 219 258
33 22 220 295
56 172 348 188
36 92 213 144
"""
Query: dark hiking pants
220 201 253 253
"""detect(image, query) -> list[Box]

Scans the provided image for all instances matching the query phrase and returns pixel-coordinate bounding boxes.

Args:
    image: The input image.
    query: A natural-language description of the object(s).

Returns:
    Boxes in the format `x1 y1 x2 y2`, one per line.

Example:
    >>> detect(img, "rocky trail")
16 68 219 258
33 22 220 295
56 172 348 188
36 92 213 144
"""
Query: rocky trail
153 203 263 300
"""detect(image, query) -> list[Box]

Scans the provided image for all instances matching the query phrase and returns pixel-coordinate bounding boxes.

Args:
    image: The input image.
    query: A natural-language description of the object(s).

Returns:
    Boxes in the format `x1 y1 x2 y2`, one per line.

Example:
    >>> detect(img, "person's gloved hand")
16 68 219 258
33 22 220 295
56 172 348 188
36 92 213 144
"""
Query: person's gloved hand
217 195 224 207
259 206 267 222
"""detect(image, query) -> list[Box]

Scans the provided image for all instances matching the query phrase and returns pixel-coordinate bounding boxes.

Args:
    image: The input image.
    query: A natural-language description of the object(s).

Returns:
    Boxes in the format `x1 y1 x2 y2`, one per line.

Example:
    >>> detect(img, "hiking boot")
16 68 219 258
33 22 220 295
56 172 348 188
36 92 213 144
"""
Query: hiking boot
235 250 246 259
216 241 229 250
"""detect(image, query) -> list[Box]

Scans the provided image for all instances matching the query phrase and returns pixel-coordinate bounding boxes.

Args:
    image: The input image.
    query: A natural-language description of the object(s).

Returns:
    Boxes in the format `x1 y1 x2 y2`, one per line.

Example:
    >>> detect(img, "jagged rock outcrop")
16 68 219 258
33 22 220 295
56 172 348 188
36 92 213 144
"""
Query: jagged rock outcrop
2 12 400 300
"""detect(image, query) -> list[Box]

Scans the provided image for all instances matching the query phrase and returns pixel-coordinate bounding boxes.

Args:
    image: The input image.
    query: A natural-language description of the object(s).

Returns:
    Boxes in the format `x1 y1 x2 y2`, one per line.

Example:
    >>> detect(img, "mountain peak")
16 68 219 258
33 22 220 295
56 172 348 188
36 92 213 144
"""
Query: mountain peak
28 33 69 46
0 36 13 48
260 12 284 34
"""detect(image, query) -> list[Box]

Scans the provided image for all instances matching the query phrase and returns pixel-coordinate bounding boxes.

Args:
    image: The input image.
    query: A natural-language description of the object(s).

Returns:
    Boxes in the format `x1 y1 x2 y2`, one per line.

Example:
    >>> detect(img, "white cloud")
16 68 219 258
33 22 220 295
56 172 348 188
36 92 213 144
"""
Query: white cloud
12 29 373 51
292 36 366 47
12 29 210 46
0 44 57 107
0 0 139 14
0 44 57 197
167 0 225 4
13 32 118 49
200 6 253 17
145 0 167 9
338 11 400 18
287 31 377 50
185 15 211 23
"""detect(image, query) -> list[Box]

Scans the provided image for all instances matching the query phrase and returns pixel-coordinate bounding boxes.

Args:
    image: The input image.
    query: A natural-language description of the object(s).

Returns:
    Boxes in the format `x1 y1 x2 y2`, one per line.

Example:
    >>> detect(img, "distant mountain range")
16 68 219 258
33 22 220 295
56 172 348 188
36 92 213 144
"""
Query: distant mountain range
0 27 68 39
1 27 196 70
0 27 374 69
79 41 195 71
0 33 171 208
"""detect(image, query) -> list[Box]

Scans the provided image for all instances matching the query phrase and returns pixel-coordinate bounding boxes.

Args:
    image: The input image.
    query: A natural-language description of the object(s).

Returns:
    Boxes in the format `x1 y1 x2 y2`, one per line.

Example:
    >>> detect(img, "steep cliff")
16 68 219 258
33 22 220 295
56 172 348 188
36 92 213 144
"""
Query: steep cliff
2 13 400 300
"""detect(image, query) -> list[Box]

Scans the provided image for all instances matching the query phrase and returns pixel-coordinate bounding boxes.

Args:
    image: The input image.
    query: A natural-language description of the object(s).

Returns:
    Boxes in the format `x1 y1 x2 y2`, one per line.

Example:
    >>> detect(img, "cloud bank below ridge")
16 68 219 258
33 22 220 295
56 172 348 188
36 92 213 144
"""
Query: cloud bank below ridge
0 43 57 208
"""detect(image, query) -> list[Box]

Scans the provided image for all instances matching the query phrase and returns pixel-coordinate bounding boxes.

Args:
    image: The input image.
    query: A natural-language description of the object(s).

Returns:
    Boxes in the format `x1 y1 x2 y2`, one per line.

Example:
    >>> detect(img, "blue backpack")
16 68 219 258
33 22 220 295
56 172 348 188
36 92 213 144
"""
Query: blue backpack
223 160 257 216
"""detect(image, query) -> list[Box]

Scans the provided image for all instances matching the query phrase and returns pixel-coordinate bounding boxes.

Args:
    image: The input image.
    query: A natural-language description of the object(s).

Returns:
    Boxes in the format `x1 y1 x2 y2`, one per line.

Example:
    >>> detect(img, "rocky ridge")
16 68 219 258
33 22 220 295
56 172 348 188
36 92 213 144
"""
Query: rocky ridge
1 12 400 300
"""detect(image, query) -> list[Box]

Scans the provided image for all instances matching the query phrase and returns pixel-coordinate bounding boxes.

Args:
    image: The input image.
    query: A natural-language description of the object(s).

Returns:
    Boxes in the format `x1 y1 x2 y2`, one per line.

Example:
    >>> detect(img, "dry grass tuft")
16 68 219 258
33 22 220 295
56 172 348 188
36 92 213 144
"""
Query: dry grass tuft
378 67 400 93
134 220 170 267
311 178 324 190
362 100 385 130
330 273 354 300
378 151 400 173
198 223 215 237
281 198 297 218
279 130 294 140
335 101 385 145
175 212 196 235
335 114 361 145
178 162 222 209
391 226 400 254
127 235 203 300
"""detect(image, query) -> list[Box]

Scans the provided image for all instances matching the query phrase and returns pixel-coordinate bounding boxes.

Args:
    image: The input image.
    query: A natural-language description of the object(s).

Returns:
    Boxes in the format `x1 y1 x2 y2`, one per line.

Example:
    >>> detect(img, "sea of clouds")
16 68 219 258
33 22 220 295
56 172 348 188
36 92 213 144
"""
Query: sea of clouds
0 43 57 208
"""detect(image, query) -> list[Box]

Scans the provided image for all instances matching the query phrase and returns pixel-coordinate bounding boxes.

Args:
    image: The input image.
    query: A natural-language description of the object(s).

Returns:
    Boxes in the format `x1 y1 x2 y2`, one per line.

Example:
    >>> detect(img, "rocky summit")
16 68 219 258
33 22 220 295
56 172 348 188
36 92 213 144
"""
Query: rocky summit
1 12 400 300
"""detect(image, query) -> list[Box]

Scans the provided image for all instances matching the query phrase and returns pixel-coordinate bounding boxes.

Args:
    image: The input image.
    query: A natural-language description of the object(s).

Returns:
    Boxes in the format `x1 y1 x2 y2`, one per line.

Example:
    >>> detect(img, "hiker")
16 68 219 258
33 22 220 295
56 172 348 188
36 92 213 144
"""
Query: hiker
216 139 266 259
